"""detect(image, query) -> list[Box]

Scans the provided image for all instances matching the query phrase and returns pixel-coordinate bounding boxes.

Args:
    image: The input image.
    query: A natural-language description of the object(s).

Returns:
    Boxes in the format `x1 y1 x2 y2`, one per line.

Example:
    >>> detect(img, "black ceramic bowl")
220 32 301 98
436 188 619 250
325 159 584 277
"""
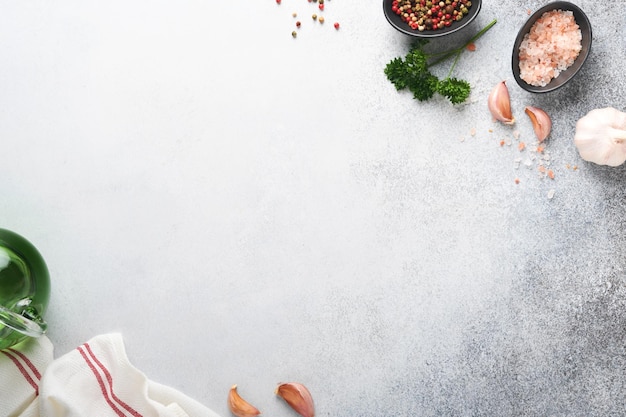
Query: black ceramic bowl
383 0 482 38
511 1 592 93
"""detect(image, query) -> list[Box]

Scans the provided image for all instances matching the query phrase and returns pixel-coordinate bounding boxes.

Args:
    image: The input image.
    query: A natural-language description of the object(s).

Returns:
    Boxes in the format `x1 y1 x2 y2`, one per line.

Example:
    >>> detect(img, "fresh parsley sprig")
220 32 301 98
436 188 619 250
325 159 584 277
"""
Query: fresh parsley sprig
385 19 497 105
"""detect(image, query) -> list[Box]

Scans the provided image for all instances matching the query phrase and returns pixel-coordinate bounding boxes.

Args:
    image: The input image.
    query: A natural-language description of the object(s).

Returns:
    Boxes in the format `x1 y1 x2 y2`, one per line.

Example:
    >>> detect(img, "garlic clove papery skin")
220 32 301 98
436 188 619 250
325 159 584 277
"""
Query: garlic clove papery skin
574 107 626 167
227 385 262 417
525 106 552 142
275 382 315 417
488 80 515 125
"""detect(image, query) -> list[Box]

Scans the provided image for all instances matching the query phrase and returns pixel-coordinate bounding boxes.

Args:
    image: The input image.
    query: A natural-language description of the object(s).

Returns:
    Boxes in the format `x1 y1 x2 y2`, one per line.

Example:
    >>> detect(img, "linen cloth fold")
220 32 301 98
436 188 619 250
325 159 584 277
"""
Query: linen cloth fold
0 333 222 417
0 335 53 417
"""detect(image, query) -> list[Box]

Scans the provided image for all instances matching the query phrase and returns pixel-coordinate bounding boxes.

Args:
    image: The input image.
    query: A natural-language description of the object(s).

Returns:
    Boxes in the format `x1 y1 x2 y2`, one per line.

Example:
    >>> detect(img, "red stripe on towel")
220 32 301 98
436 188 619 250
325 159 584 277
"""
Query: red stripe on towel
8 347 42 379
1 349 39 394
78 343 143 417
78 345 128 417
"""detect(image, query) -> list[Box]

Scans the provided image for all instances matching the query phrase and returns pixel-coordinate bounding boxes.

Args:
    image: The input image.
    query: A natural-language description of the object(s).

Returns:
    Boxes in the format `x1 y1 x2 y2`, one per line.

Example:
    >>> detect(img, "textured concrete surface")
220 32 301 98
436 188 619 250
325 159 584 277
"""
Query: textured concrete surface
1 0 626 416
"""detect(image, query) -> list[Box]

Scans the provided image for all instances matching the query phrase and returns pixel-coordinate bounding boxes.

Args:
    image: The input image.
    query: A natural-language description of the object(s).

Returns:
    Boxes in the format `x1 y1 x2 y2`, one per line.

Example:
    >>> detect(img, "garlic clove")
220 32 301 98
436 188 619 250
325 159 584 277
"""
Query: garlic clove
574 107 626 167
488 80 515 125
524 106 552 142
275 382 315 417
228 385 262 417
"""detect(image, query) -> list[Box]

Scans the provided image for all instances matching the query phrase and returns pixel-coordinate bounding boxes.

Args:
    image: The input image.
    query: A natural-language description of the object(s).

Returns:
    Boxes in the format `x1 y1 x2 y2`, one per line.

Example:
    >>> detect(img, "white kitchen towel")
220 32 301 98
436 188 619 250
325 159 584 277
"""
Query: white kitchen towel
1 333 223 417
0 335 53 417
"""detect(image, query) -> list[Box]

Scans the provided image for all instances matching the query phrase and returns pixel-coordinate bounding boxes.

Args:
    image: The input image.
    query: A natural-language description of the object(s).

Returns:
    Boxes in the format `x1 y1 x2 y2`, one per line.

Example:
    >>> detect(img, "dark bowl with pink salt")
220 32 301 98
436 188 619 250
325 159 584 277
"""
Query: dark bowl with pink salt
383 0 482 39
511 1 592 93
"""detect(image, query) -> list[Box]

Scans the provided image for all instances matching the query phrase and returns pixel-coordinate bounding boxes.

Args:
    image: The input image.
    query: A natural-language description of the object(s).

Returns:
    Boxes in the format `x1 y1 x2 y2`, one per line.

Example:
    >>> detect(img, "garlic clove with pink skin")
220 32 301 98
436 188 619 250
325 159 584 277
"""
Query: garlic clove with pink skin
574 107 626 167
275 382 315 417
524 106 552 142
488 80 515 125
228 385 261 417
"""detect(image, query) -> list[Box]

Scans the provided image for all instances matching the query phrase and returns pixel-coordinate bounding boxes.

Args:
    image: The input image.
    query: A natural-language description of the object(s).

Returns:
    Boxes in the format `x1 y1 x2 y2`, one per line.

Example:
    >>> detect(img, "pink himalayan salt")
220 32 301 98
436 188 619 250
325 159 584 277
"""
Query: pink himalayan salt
518 9 582 87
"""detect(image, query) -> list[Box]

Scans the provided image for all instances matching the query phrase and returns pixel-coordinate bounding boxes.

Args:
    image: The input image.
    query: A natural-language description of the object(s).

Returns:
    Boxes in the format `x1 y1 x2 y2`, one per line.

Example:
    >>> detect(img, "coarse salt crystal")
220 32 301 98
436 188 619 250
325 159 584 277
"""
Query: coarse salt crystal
518 9 582 87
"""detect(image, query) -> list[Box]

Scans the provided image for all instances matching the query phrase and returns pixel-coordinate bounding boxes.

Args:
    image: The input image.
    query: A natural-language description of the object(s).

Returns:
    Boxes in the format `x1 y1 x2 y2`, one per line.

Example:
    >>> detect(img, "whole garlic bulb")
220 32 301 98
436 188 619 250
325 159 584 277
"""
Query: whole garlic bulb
574 107 626 167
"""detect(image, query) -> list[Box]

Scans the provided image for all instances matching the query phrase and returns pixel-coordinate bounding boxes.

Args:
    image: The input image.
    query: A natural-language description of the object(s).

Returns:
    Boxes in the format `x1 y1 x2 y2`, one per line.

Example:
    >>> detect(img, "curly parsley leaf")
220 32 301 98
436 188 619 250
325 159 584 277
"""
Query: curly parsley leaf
405 42 430 74
437 78 471 104
384 57 409 91
410 72 439 101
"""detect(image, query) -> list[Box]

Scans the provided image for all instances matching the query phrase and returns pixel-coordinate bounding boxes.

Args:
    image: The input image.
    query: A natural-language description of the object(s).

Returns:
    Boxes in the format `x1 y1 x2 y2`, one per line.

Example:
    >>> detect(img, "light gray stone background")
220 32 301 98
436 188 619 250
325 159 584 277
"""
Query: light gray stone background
1 0 625 415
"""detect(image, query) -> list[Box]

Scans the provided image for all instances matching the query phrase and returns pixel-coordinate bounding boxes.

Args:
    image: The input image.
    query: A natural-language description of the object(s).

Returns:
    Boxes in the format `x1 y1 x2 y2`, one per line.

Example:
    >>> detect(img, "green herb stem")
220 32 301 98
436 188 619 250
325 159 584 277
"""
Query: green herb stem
428 18 497 68
446 49 463 79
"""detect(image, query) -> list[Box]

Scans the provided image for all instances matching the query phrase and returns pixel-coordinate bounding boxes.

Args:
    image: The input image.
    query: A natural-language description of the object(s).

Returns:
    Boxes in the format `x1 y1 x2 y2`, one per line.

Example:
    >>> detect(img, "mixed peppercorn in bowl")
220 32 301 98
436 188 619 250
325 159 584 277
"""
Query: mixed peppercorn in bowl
383 0 482 38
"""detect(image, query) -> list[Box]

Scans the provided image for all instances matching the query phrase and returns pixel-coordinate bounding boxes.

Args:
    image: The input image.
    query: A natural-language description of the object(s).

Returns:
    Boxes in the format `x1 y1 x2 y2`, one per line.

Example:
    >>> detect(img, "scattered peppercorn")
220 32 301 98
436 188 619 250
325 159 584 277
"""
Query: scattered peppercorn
292 30 297 37
275 0 340 35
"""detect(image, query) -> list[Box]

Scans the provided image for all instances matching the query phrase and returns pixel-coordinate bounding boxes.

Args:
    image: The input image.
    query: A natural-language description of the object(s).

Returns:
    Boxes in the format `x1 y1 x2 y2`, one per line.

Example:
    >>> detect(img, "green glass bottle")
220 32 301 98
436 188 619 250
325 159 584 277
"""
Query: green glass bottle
0 229 50 349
